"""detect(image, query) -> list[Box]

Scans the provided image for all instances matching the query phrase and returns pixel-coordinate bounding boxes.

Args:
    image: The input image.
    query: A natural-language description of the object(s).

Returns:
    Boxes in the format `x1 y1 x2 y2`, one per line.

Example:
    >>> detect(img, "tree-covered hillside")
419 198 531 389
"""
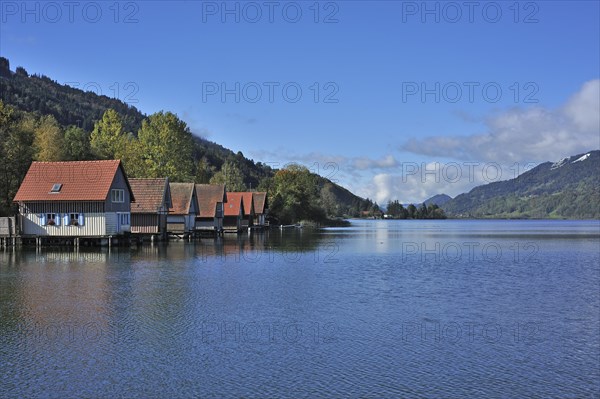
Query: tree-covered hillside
0 57 143 133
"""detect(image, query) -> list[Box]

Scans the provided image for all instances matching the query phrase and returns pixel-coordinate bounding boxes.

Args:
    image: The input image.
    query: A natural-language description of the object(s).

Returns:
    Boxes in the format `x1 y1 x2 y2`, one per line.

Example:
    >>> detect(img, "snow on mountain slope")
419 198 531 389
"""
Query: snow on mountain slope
572 153 591 163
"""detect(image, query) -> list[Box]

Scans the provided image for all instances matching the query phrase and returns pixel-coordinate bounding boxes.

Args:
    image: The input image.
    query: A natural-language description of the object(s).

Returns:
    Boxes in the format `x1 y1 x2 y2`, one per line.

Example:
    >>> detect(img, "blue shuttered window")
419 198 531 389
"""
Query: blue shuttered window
39 211 86 227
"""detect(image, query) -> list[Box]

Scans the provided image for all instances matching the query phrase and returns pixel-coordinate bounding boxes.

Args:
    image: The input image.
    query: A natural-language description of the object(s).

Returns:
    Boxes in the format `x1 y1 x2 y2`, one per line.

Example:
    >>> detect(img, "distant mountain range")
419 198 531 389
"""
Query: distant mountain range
442 150 600 219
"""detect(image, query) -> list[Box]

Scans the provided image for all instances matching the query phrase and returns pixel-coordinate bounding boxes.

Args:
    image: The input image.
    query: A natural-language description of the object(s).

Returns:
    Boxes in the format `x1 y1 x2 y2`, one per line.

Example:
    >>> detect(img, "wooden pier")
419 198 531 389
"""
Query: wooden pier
0 217 17 249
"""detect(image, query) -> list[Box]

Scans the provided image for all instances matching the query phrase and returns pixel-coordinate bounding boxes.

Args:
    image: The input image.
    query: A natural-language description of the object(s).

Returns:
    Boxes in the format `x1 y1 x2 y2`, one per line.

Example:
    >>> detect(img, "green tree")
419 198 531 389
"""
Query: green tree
386 200 407 219
320 183 339 217
137 111 194 181
269 164 323 224
195 157 214 184
427 203 447 219
209 160 245 191
0 102 35 215
407 204 417 219
34 114 66 161
90 109 127 159
63 126 91 160
257 176 275 193
417 203 428 219
118 134 146 178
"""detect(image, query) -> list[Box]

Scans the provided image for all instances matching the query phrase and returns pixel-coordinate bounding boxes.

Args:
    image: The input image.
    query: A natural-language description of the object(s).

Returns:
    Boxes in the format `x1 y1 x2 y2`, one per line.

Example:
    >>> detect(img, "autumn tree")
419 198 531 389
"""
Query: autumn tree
34 114 66 161
118 134 146 178
90 109 127 159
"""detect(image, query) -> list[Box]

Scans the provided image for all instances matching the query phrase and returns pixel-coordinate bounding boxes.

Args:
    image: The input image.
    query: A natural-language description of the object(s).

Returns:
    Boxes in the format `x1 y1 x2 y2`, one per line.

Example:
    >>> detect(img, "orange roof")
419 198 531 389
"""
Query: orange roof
13 160 134 202
195 184 226 218
224 192 245 216
230 192 254 216
169 183 195 215
252 192 268 214
129 178 170 214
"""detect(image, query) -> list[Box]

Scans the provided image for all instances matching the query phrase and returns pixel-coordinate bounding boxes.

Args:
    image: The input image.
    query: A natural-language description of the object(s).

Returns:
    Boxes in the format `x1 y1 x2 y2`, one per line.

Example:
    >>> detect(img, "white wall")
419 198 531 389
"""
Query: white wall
21 213 106 236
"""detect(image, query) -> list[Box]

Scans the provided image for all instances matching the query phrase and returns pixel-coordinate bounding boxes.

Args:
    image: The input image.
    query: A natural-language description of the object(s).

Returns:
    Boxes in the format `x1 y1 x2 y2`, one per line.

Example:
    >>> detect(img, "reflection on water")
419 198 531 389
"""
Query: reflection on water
1 221 599 398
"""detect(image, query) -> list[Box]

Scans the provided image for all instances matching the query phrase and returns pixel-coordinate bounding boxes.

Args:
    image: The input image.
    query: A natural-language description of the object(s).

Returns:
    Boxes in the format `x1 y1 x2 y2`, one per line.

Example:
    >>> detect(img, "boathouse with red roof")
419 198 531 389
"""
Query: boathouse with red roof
13 160 134 237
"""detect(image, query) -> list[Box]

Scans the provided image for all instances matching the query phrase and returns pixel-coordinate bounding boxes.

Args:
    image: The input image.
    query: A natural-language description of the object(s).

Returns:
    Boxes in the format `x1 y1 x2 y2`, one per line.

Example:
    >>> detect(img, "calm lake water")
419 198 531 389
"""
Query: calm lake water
1 220 599 398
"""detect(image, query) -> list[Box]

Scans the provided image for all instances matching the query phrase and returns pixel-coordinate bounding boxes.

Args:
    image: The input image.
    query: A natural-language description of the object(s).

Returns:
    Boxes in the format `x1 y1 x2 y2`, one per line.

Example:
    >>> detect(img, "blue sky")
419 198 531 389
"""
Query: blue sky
1 1 599 203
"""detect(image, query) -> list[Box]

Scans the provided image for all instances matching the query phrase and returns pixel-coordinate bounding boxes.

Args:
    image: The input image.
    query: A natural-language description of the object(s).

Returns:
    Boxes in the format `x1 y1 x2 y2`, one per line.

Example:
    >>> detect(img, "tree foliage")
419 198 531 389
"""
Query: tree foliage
385 199 446 219
0 101 35 215
64 126 92 161
209 160 245 191
90 109 127 159
269 164 325 224
137 111 195 181
34 115 66 161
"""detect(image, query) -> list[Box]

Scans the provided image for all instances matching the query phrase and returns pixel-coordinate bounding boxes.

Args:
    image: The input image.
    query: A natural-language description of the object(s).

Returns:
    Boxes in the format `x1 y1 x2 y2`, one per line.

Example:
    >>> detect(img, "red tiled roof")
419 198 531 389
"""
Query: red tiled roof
224 192 244 217
129 178 170 214
195 184 226 218
252 192 267 214
230 192 254 216
169 183 195 215
13 160 133 202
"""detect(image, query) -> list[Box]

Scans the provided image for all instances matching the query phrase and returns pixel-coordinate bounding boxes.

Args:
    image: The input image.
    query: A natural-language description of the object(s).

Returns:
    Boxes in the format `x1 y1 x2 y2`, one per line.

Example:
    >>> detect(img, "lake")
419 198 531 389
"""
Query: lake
1 220 599 398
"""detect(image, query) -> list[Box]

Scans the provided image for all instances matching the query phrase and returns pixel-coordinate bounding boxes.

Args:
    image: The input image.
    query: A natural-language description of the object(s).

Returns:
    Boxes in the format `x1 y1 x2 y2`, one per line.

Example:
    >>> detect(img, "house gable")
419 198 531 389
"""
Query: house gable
105 164 134 212
253 192 268 214
224 193 245 218
129 178 170 214
169 183 197 215
195 184 226 218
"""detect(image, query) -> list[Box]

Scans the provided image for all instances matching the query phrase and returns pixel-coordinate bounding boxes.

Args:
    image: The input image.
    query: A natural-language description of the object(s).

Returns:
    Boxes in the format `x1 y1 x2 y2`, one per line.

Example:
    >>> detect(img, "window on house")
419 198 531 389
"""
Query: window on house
111 189 125 203
50 183 62 193
46 213 56 225
70 213 80 225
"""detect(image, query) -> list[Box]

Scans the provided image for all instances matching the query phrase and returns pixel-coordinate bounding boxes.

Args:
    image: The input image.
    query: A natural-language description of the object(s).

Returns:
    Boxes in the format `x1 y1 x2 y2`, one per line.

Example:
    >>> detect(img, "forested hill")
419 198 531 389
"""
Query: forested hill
442 150 600 219
0 57 144 133
0 57 371 220
0 56 265 185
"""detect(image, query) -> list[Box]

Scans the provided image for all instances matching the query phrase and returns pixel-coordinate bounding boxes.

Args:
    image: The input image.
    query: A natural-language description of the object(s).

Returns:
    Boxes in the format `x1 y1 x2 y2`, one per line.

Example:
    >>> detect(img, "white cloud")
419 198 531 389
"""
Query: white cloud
371 174 393 204
402 79 600 163
563 79 600 132
247 150 399 175
357 161 522 205
249 81 599 206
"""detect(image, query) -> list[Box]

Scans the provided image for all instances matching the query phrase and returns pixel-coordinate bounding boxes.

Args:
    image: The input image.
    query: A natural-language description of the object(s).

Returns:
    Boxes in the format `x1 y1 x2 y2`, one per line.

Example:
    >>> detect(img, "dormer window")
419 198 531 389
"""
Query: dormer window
50 183 62 193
